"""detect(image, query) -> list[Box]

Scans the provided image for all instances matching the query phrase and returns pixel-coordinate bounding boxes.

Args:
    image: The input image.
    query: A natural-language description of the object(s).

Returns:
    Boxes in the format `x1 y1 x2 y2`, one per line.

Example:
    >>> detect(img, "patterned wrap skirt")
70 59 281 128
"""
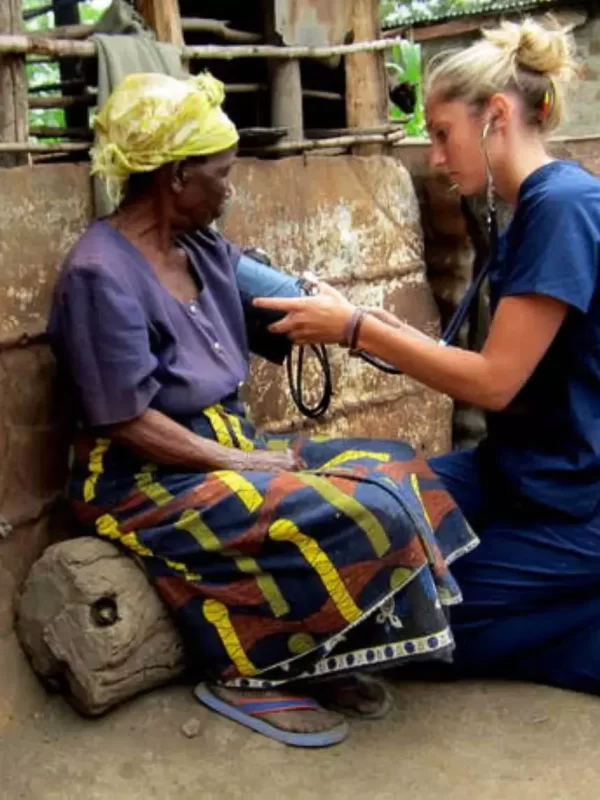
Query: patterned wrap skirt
70 398 478 687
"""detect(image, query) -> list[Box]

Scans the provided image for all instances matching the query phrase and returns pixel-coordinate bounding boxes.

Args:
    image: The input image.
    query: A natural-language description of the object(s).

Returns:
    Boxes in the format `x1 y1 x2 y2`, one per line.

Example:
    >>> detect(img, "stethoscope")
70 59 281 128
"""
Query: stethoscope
289 119 500 414
358 117 499 374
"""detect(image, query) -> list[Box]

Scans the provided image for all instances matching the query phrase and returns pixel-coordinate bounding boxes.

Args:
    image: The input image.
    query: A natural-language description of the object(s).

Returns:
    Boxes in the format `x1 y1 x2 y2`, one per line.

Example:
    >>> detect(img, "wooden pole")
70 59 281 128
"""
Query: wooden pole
135 0 184 48
0 0 28 167
0 34 403 60
0 127 405 155
264 0 303 144
270 60 304 142
345 0 388 156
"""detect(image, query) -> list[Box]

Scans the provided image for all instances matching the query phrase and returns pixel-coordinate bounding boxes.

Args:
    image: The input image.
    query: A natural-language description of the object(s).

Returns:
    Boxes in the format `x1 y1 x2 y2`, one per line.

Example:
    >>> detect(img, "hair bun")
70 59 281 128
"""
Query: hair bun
484 16 578 81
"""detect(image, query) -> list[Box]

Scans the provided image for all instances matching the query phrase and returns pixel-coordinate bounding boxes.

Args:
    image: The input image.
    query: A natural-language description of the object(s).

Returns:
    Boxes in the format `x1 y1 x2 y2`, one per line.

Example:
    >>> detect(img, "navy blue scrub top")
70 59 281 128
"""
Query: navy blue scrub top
485 160 600 519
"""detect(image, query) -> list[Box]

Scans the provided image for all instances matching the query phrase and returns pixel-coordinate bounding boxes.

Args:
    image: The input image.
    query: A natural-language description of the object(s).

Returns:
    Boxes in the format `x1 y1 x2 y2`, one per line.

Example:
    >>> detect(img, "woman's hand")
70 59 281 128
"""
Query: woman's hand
253 281 355 345
229 449 306 473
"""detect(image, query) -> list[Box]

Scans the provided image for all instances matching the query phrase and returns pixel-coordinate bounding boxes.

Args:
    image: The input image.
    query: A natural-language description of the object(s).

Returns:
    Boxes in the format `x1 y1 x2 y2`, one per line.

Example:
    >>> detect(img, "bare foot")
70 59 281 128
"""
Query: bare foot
210 686 345 734
312 674 391 718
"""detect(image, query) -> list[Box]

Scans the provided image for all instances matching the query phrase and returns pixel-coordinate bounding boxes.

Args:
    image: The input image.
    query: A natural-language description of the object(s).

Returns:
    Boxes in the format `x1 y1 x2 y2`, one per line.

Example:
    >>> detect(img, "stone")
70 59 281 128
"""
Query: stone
15 537 185 716
181 717 202 739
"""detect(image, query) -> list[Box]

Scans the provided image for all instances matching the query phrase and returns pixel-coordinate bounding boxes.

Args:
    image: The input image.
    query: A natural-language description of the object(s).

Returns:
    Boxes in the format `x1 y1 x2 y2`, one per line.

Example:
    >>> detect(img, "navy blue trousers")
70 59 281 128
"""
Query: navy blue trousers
428 448 600 695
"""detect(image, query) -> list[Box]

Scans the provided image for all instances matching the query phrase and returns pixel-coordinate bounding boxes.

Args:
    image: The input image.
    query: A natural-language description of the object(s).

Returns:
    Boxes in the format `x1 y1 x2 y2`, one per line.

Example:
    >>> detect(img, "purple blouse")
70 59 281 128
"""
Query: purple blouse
47 220 249 428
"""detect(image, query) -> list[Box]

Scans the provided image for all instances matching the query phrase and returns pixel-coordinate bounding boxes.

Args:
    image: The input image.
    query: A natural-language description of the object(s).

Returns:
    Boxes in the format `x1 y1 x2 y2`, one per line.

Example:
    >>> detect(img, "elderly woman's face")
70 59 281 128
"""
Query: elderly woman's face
175 147 236 227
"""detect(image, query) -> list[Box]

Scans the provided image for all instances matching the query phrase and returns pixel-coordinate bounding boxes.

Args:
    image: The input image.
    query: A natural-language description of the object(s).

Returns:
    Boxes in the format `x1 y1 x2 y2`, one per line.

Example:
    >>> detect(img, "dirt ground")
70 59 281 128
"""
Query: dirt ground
1 677 599 800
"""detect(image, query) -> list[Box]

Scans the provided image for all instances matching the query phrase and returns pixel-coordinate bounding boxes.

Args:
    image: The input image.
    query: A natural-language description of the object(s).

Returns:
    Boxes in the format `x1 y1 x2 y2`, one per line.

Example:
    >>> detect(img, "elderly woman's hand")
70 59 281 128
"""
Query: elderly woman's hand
230 449 306 472
253 281 355 345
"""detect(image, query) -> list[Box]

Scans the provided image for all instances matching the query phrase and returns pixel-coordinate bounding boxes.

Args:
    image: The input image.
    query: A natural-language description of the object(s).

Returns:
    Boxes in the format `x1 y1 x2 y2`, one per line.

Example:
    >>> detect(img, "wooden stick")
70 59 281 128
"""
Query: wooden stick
29 125 92 139
305 123 407 138
181 18 260 43
224 82 266 93
28 78 86 93
28 93 96 109
26 84 334 106
0 33 404 60
0 141 89 152
183 37 403 60
241 129 406 154
41 23 94 40
302 89 343 102
0 127 406 156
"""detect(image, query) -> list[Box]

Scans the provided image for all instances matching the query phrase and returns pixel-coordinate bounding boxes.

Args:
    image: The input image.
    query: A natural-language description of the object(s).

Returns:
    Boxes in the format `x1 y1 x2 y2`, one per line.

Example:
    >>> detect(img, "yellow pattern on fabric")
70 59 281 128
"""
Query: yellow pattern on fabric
83 438 111 502
175 508 221 552
203 406 234 448
288 632 316 655
295 473 391 558
266 438 290 451
213 471 264 513
269 518 362 624
318 449 391 472
410 473 436 563
95 514 202 581
135 468 174 507
234 556 290 618
203 599 258 676
410 473 433 528
92 72 239 204
390 567 412 590
224 412 255 452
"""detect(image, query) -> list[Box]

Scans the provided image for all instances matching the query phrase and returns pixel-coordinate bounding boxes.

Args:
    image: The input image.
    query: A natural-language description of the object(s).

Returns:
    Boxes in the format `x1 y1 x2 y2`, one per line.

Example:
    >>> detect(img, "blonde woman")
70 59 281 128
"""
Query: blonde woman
256 18 600 694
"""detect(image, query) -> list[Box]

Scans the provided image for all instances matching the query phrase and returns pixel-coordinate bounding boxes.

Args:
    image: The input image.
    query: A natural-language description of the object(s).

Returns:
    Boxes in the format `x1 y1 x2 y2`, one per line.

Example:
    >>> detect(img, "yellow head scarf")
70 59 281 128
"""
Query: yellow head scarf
91 71 239 204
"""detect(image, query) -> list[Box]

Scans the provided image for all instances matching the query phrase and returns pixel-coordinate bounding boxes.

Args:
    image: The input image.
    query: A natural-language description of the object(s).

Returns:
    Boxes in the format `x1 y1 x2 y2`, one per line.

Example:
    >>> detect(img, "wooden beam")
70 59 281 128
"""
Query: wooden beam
0 127 406 156
0 34 405 60
28 94 96 110
264 2 303 144
0 0 27 167
270 60 304 142
41 23 94 40
136 0 184 47
181 19 260 44
344 0 387 156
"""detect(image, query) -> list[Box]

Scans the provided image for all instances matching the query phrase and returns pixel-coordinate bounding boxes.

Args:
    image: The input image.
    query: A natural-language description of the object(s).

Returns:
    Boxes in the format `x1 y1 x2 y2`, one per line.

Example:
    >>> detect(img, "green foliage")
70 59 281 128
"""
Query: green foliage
382 1 502 137
386 40 426 136
23 0 111 138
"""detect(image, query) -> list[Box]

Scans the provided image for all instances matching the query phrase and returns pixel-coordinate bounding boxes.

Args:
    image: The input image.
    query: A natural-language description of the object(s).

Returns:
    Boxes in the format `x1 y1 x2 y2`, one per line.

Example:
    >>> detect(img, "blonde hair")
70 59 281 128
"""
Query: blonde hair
424 16 580 132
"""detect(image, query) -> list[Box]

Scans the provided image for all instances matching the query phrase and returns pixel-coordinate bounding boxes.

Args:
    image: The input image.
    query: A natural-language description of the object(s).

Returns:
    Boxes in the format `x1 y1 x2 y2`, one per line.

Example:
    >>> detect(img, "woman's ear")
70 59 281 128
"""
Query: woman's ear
487 93 511 132
170 161 186 194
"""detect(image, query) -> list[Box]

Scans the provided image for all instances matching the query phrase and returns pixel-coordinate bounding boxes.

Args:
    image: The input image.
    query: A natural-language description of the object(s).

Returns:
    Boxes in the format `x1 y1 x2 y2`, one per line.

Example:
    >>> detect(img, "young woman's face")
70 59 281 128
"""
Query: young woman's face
426 98 489 196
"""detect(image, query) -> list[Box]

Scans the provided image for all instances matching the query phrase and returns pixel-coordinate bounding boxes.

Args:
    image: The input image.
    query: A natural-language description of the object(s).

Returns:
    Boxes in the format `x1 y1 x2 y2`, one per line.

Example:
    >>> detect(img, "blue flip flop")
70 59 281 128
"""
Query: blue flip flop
194 683 349 748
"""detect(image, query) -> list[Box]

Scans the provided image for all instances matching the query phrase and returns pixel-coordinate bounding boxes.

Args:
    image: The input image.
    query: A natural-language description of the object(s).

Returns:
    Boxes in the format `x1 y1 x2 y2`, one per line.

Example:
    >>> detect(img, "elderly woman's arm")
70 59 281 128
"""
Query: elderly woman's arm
107 408 302 472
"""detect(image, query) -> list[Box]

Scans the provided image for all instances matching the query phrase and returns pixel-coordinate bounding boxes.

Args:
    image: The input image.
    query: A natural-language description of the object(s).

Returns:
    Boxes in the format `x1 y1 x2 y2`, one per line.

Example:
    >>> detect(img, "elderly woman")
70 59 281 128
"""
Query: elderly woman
48 72 476 747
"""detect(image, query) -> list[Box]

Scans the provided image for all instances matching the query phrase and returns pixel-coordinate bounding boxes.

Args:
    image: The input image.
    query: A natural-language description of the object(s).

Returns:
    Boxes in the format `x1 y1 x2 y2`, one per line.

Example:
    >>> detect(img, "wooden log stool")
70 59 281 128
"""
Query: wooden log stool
16 537 185 716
